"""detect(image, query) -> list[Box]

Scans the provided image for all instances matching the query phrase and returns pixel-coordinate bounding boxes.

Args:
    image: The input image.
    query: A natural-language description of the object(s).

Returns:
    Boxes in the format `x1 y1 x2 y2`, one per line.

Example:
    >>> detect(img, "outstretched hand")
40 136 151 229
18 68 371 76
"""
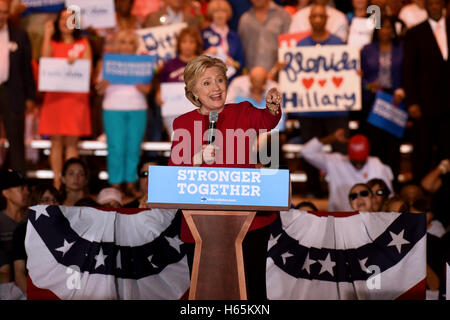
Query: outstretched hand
265 87 282 114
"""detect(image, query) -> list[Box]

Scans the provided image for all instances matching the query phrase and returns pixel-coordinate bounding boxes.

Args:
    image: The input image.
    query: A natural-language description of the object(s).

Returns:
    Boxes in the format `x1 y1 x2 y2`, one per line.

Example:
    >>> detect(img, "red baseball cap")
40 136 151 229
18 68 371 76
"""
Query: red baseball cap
348 135 370 161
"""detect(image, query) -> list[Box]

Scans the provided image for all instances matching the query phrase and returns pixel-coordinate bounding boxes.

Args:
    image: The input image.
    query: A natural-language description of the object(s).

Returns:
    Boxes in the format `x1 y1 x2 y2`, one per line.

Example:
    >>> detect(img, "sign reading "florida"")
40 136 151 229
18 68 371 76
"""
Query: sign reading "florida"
278 45 362 113
147 166 290 211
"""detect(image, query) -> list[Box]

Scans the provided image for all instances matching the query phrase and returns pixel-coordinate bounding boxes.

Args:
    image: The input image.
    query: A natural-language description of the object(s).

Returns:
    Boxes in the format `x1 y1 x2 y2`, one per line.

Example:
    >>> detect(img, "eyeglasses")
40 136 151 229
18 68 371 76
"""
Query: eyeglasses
139 171 148 178
348 190 370 201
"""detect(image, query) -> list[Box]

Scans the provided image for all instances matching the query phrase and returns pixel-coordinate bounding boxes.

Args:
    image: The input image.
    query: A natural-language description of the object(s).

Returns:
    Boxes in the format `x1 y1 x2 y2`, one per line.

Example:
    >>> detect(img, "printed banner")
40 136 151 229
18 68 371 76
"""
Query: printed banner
347 17 375 50
147 166 290 209
21 0 65 12
278 45 362 113
367 91 408 138
135 23 187 67
160 82 196 117
38 57 91 93
65 0 116 29
103 53 156 85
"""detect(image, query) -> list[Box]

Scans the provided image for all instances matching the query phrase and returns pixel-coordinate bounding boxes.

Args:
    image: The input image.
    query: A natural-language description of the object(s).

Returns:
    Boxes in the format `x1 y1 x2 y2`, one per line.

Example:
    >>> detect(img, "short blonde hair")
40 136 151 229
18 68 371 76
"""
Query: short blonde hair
113 29 140 53
184 55 228 107
207 0 233 21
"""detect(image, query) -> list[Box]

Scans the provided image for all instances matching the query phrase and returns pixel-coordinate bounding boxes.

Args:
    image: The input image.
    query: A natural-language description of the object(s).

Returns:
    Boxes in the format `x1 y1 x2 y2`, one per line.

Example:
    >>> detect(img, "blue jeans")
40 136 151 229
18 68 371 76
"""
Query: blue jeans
103 110 147 184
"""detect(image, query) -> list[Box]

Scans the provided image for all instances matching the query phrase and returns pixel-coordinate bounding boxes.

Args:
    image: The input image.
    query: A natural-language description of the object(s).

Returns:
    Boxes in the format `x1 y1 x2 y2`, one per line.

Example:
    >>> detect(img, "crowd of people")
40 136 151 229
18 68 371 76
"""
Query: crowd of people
0 0 449 300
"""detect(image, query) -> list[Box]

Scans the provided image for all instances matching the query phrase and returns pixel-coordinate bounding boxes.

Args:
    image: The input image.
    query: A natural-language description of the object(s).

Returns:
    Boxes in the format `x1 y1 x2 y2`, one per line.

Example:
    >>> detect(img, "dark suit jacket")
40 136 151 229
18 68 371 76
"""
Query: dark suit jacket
403 19 450 116
5 24 35 114
361 42 404 103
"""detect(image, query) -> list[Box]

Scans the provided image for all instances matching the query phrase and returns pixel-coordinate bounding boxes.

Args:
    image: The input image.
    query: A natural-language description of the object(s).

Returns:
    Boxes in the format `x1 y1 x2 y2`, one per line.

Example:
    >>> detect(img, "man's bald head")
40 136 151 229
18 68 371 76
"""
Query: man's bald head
249 66 268 94
309 4 327 33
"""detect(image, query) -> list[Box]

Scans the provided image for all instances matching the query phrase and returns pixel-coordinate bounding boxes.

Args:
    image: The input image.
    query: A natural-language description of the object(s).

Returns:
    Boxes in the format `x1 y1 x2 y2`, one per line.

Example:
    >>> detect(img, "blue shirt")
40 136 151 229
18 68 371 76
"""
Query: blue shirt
297 34 344 47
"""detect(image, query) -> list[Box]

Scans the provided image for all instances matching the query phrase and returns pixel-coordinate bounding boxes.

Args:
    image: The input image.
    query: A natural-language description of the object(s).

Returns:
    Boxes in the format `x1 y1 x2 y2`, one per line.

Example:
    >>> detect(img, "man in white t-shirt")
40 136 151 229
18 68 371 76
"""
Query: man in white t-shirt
301 128 394 211
289 0 349 42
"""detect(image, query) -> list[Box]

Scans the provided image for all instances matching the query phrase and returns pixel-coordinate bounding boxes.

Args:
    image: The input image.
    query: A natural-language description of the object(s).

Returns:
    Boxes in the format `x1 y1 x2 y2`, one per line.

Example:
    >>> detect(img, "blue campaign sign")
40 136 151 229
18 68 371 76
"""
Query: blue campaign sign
22 0 65 14
367 90 408 138
147 166 290 210
102 53 156 85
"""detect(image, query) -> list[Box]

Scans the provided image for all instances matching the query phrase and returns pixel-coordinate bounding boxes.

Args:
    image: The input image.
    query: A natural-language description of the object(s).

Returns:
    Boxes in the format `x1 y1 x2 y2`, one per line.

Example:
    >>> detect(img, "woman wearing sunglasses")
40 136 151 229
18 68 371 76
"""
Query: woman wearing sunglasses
348 183 374 212
367 178 391 212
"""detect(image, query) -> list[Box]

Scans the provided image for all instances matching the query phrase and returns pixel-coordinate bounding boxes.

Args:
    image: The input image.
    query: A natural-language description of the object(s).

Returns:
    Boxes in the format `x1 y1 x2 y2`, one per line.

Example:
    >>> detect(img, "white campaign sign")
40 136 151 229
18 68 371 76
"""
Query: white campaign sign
65 0 116 29
160 82 196 117
278 45 362 113
38 58 91 93
347 17 375 50
135 23 187 66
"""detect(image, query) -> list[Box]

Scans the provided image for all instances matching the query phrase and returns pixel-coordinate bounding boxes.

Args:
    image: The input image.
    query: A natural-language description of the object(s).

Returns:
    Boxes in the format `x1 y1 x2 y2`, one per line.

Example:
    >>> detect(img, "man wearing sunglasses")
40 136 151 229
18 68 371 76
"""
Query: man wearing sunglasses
301 128 394 211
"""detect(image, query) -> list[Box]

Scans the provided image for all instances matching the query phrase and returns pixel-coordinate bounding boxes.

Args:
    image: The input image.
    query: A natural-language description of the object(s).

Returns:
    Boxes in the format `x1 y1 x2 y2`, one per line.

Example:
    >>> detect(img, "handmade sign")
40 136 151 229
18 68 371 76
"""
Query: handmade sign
65 0 116 29
278 45 362 113
278 31 311 48
367 90 408 138
38 57 91 93
136 23 187 67
103 53 156 85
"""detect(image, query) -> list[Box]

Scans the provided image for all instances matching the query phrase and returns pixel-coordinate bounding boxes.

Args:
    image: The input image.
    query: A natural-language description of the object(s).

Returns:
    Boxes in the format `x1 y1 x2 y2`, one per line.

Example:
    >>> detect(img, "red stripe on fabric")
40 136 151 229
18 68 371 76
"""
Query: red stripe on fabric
396 278 426 300
27 276 60 300
306 211 360 218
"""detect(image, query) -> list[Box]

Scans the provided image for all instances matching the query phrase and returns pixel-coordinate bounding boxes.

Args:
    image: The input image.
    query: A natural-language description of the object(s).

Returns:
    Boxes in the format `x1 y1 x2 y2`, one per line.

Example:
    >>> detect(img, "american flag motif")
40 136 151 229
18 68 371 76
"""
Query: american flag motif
25 206 190 300
25 206 427 300
267 210 427 300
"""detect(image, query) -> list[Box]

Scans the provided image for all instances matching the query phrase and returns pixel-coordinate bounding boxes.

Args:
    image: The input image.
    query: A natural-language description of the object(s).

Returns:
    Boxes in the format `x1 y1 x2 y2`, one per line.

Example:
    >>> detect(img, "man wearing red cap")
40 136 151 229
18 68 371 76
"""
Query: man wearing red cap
301 128 394 211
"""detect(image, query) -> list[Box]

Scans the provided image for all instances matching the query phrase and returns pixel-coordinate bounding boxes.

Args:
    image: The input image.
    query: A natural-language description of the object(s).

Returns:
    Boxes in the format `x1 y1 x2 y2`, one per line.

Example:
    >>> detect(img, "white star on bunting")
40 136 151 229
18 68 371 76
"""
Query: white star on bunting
281 251 294 265
268 233 282 250
318 253 336 276
33 206 50 220
165 236 182 254
94 248 108 269
301 253 316 274
55 239 74 257
387 230 410 254
147 254 158 268
359 257 369 273
116 250 122 270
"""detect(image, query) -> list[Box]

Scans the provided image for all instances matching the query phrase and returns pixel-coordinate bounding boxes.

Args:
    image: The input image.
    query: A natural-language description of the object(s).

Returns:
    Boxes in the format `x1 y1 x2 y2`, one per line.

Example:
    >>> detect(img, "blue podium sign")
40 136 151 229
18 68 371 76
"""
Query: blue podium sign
147 166 291 210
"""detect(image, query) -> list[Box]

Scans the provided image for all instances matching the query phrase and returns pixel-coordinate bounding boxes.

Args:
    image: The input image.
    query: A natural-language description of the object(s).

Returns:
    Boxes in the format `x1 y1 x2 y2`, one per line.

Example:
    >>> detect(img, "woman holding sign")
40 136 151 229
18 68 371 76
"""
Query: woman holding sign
95 30 151 197
39 9 93 190
361 15 404 182
168 55 282 300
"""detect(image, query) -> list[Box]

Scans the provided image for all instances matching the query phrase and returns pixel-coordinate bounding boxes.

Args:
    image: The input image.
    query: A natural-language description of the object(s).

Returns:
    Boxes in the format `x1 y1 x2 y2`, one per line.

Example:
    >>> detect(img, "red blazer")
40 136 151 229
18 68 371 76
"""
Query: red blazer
168 101 282 242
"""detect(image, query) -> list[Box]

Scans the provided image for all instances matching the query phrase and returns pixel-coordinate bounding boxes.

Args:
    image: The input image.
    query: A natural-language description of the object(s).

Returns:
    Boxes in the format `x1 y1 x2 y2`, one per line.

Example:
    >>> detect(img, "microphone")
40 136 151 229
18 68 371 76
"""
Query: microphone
207 111 218 145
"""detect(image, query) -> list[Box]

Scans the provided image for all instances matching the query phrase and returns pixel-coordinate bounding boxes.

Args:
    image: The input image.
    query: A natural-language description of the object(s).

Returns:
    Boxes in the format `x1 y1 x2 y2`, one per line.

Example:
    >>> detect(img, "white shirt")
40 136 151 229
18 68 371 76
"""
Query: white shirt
289 5 349 42
398 3 428 29
428 17 448 61
302 137 394 211
0 24 9 84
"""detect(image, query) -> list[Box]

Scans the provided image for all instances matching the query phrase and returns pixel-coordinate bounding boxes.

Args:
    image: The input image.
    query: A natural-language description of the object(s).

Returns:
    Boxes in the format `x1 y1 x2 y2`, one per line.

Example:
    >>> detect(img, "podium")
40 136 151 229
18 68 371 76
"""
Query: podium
147 166 290 300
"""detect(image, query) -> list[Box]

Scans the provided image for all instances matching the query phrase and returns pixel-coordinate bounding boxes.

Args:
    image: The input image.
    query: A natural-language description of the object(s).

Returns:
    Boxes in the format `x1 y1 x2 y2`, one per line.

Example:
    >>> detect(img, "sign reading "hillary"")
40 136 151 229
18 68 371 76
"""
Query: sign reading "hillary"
147 166 290 210
278 45 362 113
